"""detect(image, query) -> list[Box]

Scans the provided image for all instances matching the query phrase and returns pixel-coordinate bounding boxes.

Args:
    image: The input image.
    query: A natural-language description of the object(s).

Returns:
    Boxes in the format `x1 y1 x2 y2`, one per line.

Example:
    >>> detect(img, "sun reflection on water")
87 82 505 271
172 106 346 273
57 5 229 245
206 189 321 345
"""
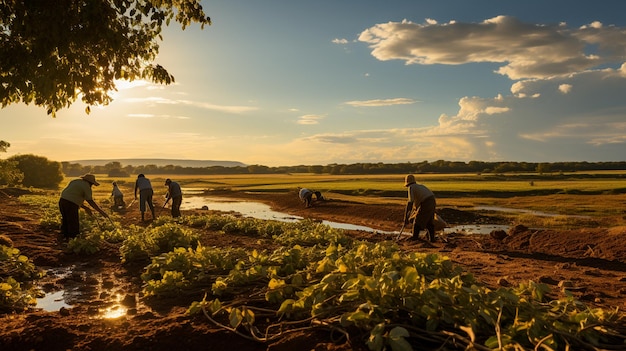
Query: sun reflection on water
100 304 127 319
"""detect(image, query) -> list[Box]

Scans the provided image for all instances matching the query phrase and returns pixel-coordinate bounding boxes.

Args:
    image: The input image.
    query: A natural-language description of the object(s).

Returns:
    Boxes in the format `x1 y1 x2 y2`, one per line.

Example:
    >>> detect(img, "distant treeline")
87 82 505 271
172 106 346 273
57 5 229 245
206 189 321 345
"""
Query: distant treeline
61 160 626 177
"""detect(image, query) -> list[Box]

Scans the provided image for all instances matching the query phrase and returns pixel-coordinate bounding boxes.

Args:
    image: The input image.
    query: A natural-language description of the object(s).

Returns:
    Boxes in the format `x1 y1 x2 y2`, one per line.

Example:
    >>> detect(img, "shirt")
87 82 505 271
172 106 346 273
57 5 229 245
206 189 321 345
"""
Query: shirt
135 177 153 192
166 181 182 199
299 188 312 201
111 185 123 197
61 179 93 206
407 183 434 206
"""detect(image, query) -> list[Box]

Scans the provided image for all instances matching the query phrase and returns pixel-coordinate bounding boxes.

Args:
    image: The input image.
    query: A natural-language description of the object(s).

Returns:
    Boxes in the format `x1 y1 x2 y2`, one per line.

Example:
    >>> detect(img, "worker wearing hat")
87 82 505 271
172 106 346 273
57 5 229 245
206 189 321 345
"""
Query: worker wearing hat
403 174 437 242
59 174 110 239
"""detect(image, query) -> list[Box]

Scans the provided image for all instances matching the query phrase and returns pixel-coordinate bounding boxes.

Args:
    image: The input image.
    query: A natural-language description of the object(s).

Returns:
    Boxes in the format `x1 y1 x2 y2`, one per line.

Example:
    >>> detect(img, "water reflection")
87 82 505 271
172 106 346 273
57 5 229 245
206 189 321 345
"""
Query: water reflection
36 265 134 319
182 196 303 222
36 290 71 311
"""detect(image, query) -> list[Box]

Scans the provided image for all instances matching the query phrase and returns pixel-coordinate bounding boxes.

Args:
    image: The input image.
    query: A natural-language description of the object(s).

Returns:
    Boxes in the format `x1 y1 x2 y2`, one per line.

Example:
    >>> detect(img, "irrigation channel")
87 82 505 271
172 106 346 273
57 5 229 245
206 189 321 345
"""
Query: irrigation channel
179 195 513 235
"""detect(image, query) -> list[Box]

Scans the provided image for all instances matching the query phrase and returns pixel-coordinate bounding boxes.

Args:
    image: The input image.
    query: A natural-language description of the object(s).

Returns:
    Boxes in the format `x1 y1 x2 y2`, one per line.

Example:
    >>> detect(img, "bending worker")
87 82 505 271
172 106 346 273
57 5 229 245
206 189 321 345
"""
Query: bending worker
298 187 324 208
164 178 183 218
59 174 110 239
111 181 125 209
134 174 155 221
403 174 437 242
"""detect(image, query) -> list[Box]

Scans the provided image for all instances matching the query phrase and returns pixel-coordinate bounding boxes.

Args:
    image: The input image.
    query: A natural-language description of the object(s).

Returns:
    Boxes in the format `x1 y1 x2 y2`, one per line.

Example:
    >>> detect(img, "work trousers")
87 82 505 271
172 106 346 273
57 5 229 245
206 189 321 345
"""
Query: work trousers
412 196 436 241
59 198 80 238
171 196 182 218
139 188 154 213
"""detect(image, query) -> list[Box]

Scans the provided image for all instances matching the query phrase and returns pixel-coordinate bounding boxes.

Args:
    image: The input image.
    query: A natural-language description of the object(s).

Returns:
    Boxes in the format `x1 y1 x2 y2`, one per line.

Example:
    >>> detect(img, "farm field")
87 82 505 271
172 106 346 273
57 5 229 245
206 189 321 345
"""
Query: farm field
1 172 626 350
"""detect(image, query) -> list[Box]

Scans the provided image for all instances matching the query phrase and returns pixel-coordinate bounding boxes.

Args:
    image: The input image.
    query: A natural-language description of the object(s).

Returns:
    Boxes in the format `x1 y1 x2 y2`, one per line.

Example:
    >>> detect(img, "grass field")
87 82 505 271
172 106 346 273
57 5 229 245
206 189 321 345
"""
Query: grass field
71 171 626 228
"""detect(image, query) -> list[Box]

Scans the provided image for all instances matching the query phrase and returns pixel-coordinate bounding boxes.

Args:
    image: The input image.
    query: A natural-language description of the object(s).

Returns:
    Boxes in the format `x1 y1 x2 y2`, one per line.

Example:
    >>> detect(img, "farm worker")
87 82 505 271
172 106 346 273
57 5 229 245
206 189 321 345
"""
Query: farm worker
403 174 437 242
58 174 110 239
111 181 125 209
164 178 183 218
298 188 324 208
134 174 155 221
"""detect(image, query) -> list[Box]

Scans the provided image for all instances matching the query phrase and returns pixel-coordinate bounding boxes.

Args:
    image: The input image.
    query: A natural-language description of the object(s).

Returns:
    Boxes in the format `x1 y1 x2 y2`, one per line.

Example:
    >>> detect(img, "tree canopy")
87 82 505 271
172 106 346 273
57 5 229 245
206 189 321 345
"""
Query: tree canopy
0 0 211 116
0 140 9 152
8 154 64 188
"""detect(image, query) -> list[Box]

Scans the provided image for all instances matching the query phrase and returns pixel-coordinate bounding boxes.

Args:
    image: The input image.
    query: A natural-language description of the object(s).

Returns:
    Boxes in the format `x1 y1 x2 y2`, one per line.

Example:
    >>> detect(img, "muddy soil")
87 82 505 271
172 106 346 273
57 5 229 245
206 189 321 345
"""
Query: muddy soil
1 188 625 351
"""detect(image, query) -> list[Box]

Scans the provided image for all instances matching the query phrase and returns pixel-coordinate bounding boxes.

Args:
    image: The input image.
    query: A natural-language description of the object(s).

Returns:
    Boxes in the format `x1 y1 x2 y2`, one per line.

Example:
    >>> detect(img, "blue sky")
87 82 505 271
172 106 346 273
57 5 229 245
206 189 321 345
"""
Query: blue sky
3 0 626 166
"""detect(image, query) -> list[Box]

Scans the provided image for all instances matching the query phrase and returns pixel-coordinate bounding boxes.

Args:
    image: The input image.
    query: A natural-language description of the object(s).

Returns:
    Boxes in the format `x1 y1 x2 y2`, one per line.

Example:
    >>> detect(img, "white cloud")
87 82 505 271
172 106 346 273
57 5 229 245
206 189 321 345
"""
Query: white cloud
127 114 155 118
297 114 325 125
127 113 190 119
123 96 258 114
358 16 626 79
344 98 416 107
268 65 626 163
558 84 573 94
332 38 349 44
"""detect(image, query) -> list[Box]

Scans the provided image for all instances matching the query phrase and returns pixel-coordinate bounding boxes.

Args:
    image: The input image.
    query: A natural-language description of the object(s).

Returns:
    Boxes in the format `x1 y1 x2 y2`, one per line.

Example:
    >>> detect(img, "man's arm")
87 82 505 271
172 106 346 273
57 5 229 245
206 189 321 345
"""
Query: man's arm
87 199 109 218
404 202 413 224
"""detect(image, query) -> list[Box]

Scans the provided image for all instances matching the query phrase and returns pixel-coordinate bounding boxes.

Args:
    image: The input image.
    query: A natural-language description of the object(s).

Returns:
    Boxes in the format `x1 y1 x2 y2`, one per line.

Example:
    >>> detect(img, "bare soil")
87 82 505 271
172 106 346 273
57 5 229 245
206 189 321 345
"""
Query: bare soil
1 188 625 351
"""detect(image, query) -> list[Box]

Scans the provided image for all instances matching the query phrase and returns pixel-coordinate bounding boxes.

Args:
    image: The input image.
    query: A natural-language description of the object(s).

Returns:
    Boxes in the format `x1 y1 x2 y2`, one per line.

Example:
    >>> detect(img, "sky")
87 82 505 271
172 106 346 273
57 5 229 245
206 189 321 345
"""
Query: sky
2 0 626 167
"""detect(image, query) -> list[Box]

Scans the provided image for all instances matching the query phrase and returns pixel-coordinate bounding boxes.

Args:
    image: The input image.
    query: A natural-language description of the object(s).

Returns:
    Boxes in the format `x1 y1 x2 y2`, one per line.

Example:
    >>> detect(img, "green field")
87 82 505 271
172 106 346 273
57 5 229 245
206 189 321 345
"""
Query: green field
87 171 626 194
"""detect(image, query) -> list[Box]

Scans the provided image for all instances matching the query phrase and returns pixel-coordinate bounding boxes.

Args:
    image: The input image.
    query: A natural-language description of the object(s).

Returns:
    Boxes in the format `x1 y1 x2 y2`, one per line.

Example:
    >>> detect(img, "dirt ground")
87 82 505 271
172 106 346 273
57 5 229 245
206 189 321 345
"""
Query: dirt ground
1 188 625 351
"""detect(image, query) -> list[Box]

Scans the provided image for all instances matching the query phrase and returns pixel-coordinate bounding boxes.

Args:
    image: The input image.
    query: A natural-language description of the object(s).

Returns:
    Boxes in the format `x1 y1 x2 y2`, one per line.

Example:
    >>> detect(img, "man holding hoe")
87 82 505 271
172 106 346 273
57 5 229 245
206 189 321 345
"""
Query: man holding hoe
403 174 437 242
164 178 183 218
59 174 110 239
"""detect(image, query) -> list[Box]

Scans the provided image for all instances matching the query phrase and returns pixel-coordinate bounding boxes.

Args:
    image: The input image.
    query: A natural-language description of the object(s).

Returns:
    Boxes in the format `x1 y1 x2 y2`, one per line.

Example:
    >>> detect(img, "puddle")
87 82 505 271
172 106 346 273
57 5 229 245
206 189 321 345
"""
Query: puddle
36 290 72 311
182 196 304 222
443 224 510 235
36 265 139 319
182 196 510 235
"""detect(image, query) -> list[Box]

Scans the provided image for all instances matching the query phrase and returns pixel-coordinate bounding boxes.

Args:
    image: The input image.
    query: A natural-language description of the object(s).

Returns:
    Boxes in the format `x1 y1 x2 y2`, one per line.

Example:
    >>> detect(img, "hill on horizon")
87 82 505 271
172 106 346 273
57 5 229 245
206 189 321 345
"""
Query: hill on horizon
67 158 247 168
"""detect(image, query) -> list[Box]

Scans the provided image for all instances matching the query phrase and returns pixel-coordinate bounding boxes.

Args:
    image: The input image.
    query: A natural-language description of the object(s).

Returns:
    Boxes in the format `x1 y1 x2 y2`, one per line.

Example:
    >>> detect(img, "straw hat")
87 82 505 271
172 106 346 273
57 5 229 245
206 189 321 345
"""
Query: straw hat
404 174 416 187
81 174 100 186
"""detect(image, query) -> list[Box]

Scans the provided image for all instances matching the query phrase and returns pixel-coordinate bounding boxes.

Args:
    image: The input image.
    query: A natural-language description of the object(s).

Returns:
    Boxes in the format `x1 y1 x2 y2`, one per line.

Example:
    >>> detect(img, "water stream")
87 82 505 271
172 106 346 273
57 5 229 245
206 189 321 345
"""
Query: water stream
179 196 511 235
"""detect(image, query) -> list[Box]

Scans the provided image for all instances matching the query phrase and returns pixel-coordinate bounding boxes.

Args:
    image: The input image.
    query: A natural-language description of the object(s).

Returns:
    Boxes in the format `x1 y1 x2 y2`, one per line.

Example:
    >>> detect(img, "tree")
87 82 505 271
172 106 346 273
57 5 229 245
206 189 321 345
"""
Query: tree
536 163 552 175
8 154 64 188
0 140 9 153
0 140 23 186
0 1 211 116
0 159 24 186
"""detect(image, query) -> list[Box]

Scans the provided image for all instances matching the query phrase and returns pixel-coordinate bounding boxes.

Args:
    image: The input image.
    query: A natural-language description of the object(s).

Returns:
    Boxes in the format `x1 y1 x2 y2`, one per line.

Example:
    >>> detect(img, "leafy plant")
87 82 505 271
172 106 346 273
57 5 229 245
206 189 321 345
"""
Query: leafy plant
178 226 626 350
0 245 42 280
0 245 42 312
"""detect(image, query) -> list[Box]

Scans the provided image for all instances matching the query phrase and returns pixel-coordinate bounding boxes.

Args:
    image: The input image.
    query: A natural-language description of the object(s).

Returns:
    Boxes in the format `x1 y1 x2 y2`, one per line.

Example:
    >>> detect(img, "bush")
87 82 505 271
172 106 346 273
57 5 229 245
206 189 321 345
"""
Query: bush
0 159 24 186
8 154 63 188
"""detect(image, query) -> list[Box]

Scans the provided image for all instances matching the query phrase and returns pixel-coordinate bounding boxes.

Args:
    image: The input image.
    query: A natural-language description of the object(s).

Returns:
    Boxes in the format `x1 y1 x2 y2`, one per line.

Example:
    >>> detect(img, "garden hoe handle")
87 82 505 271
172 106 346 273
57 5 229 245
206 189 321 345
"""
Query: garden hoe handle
126 199 136 209
396 222 405 241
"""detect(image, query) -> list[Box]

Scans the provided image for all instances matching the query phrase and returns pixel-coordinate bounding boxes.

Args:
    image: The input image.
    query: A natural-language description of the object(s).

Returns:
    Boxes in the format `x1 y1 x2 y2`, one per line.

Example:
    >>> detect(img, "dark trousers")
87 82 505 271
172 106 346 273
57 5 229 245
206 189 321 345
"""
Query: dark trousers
171 196 182 218
59 198 80 238
303 193 313 207
412 196 436 241
139 188 154 213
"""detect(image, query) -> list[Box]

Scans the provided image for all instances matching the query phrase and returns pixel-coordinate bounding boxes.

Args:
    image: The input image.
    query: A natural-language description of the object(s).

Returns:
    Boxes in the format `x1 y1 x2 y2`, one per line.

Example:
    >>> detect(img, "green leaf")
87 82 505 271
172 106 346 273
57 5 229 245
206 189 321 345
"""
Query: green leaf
388 326 412 351
229 308 243 328
278 299 295 314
